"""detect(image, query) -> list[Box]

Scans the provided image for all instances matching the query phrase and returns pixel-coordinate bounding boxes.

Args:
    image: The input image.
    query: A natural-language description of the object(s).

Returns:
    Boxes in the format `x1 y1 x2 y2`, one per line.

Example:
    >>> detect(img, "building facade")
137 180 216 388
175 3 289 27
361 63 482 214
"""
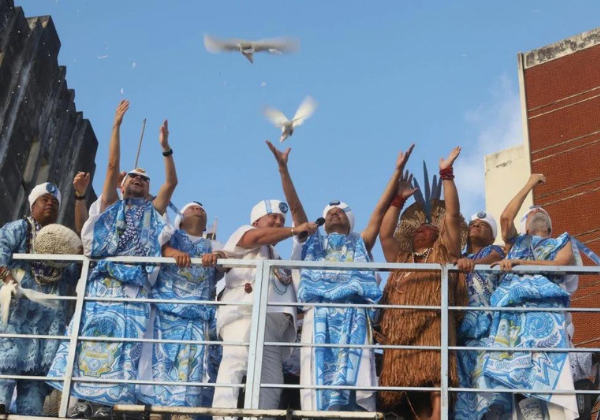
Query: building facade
486 28 600 347
0 0 97 230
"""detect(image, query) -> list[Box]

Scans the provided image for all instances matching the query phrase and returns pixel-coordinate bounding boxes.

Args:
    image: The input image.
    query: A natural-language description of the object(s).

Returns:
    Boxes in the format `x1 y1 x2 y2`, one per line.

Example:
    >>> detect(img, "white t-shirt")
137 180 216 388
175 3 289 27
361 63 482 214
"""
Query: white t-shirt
217 225 297 343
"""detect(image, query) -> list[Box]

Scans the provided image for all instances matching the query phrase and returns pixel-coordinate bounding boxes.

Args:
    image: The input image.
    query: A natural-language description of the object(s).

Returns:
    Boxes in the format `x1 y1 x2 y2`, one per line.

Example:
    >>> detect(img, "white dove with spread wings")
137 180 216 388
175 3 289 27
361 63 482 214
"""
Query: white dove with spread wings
263 96 318 143
204 35 299 64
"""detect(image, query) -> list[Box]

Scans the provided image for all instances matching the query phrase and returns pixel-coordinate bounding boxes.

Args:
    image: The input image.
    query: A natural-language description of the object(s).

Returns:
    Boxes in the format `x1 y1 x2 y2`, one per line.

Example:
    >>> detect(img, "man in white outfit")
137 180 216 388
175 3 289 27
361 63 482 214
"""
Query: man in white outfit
212 199 317 420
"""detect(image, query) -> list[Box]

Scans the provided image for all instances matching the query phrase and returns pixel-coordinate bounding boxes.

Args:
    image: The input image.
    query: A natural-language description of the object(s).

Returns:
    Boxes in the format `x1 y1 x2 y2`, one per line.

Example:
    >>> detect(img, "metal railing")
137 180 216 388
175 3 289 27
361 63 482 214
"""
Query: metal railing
1 254 599 419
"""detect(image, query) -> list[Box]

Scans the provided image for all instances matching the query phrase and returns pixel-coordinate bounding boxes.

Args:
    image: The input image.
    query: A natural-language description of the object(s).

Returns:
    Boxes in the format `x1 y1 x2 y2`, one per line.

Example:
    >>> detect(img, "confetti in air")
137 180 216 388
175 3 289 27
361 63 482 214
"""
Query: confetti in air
132 62 137 68
261 82 267 87
97 55 109 59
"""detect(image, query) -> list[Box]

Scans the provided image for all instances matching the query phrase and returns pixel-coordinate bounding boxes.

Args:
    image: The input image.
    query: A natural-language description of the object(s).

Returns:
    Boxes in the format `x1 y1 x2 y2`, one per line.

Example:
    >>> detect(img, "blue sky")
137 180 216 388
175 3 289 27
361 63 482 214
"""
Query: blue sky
18 0 600 262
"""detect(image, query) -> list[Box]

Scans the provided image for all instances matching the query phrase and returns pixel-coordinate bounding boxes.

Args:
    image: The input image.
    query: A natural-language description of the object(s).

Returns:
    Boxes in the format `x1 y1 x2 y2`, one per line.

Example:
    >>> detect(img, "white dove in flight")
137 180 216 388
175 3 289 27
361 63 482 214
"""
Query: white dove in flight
263 96 318 142
204 35 299 64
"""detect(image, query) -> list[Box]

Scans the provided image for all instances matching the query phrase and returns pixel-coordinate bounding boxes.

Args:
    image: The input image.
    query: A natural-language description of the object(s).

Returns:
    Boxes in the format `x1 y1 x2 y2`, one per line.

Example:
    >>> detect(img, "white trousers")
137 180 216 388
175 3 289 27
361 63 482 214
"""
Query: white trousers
213 313 292 420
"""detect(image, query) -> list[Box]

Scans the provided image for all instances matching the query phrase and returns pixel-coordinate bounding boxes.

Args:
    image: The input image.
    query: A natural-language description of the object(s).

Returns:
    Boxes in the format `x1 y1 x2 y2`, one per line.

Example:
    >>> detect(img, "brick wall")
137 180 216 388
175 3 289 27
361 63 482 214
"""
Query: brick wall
523 42 600 347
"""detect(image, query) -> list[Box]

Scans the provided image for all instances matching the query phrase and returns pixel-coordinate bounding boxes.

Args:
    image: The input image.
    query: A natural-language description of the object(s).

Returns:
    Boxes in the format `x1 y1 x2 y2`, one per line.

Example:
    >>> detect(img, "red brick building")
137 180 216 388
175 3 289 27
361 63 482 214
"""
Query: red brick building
519 28 600 347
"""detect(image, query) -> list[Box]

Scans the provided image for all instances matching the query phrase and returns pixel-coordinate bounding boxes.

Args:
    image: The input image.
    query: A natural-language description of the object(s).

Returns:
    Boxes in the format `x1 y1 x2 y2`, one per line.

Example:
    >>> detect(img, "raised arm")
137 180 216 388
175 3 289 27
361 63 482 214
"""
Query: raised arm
267 140 309 228
362 144 414 253
499 174 546 244
153 120 178 215
101 100 129 211
238 223 317 249
440 147 462 260
73 171 90 234
379 171 418 262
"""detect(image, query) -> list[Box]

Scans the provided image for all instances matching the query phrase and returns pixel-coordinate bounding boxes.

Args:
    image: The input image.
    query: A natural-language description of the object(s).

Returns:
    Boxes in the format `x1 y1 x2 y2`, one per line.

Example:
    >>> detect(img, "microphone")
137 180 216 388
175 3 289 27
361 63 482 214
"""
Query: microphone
297 217 325 241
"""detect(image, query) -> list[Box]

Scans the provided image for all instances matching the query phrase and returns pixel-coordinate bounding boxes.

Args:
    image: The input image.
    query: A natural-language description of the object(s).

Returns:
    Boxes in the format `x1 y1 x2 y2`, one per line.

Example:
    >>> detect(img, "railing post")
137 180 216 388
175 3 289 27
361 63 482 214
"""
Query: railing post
58 256 91 418
243 260 271 414
440 264 449 420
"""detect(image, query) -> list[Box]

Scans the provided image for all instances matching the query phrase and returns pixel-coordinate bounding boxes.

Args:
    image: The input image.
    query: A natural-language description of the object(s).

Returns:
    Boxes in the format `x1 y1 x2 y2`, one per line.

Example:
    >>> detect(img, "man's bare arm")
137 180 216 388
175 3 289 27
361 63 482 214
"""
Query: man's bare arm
153 120 178 215
73 172 90 233
237 222 317 249
500 174 546 243
267 141 309 229
101 100 129 212
362 145 414 253
440 147 462 260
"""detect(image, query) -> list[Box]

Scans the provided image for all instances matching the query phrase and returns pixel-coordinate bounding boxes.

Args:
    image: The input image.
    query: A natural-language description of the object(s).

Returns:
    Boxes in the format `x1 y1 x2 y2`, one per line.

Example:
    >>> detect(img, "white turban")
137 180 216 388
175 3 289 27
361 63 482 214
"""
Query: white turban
250 200 288 224
28 182 61 209
322 200 355 232
470 211 498 238
174 201 205 228
121 168 151 187
520 206 552 234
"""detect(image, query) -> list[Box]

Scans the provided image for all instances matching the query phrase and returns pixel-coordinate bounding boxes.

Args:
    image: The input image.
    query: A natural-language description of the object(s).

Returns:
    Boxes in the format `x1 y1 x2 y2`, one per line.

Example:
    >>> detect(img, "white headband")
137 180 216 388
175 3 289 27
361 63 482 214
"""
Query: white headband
174 201 205 229
322 200 355 232
250 200 288 224
28 183 61 209
520 206 552 234
470 211 498 238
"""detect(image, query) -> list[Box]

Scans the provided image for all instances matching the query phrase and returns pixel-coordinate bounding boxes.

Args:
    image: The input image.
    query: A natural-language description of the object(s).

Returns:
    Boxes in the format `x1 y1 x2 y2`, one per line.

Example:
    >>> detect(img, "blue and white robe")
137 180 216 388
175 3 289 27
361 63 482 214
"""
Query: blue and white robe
454 244 511 420
478 233 579 419
137 229 221 408
47 198 172 406
0 219 78 415
296 231 381 411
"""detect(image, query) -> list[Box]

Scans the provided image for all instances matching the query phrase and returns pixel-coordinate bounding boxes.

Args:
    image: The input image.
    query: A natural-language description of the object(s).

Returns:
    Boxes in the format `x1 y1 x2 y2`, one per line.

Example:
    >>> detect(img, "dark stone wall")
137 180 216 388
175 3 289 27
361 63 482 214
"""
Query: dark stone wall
0 0 98 230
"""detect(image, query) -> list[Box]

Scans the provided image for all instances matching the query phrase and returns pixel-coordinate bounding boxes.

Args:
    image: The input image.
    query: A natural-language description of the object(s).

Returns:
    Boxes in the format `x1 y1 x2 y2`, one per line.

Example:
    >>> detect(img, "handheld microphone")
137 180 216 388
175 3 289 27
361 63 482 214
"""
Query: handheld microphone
297 217 325 241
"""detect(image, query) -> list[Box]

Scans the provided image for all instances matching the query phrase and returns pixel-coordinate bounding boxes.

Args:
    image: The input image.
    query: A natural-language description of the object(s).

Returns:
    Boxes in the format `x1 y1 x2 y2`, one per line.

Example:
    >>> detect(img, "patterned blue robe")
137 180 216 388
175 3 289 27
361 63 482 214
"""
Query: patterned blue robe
476 233 576 416
137 229 218 408
47 198 171 406
454 245 511 420
0 219 78 415
298 231 382 411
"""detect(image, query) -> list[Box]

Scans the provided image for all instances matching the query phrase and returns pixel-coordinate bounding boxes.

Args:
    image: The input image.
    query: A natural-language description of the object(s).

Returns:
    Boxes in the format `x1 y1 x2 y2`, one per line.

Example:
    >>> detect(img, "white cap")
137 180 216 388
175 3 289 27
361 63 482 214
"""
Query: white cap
520 206 552 234
322 200 355 232
250 200 288 224
174 201 205 228
28 182 61 209
470 211 498 238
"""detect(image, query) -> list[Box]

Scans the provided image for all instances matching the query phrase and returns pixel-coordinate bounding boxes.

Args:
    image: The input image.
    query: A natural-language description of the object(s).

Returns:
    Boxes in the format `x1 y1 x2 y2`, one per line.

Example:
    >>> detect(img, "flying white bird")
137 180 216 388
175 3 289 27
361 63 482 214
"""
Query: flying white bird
263 96 318 142
204 35 299 64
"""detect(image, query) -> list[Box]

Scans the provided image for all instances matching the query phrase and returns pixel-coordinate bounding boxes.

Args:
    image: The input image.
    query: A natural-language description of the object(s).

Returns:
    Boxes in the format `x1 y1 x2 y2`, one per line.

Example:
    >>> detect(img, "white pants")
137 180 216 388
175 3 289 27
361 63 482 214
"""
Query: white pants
213 313 292 420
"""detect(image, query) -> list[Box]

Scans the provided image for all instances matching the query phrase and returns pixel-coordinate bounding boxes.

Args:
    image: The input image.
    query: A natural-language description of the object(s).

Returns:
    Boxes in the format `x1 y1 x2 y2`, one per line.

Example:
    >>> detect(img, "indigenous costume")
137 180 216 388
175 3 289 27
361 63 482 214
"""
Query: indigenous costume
475 207 580 419
378 175 468 412
137 202 223 410
0 183 79 415
48 172 173 406
454 213 510 419
212 200 296 420
295 201 381 411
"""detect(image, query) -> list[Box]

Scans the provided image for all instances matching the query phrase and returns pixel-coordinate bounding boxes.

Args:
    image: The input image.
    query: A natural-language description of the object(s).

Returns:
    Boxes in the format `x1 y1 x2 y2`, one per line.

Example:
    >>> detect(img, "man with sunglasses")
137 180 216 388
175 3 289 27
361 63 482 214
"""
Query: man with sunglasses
137 201 226 417
212 196 317 420
265 141 414 412
47 100 177 409
469 174 580 419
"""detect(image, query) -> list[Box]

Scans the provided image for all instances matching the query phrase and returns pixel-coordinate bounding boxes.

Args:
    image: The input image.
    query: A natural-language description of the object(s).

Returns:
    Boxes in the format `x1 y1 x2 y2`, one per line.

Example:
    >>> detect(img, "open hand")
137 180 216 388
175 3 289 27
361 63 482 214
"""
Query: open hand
396 143 415 171
397 170 419 199
266 140 291 169
439 146 461 171
114 100 129 126
159 120 170 150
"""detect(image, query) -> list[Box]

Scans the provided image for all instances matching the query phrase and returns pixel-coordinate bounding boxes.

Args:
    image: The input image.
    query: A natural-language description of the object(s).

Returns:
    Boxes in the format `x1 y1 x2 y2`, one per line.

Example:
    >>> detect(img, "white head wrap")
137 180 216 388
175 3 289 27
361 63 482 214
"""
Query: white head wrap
121 168 151 187
322 200 355 232
520 206 552 234
174 201 205 228
250 200 288 224
28 182 61 209
470 211 498 238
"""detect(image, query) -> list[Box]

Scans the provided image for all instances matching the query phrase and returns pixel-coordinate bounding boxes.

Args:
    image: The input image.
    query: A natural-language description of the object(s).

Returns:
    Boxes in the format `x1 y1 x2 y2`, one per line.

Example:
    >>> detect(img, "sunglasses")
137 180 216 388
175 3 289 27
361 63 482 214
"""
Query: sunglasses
128 173 150 183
